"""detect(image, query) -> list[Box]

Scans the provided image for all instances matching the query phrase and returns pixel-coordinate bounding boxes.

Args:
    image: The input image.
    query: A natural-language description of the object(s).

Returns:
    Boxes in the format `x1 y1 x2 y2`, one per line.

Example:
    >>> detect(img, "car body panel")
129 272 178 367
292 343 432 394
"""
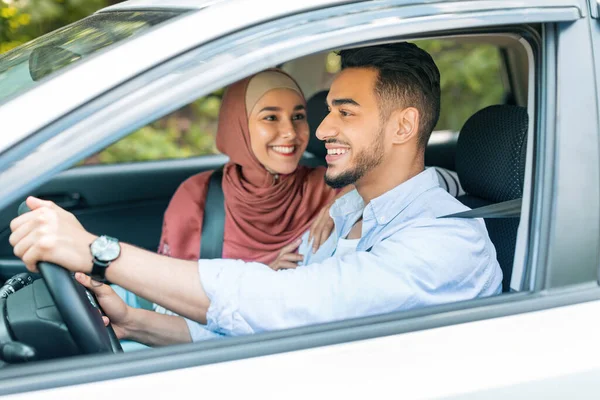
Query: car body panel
4 298 600 399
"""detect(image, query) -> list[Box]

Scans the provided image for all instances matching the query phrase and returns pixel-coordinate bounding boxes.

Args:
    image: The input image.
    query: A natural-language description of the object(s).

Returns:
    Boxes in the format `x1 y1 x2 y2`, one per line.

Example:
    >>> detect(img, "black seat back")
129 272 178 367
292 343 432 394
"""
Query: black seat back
304 90 329 166
456 105 528 292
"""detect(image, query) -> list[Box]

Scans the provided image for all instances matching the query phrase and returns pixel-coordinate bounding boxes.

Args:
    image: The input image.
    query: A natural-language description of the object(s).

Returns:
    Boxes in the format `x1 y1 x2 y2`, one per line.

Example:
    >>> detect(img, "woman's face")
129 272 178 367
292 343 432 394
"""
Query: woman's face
248 88 309 175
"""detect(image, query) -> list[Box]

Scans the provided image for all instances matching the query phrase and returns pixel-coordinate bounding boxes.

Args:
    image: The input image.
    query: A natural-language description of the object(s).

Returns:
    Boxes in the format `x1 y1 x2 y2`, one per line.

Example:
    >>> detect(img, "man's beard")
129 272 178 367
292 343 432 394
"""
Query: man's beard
325 127 385 189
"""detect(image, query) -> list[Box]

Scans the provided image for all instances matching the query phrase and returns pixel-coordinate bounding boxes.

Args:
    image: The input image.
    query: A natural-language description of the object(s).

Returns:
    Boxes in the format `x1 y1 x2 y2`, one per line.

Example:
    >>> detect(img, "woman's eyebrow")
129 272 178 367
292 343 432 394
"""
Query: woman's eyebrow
259 106 281 112
259 105 306 112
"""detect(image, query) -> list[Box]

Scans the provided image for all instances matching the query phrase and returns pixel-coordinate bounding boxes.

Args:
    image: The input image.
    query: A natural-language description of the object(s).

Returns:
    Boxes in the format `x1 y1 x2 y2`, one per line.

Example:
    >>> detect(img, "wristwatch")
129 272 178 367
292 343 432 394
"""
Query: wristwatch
89 235 121 281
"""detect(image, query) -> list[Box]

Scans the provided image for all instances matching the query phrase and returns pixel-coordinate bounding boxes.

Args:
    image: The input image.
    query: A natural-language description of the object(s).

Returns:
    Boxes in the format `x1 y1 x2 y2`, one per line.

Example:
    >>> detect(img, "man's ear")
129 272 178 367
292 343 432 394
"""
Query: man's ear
390 107 420 145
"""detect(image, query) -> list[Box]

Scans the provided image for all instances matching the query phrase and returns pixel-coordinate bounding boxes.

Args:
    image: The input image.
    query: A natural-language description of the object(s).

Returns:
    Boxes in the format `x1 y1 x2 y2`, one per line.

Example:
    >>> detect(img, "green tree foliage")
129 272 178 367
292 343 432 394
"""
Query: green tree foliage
83 95 223 165
0 0 107 53
419 40 505 132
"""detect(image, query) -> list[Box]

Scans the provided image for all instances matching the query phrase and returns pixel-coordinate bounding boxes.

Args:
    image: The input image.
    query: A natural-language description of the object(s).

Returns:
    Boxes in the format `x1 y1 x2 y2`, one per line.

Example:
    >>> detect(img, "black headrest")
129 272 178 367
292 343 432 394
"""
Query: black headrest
456 105 528 203
306 90 329 159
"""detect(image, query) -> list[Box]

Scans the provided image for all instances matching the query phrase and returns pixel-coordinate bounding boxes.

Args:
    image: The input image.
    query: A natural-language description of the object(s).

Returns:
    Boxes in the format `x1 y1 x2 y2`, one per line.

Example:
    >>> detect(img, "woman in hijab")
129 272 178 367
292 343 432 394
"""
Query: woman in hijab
157 69 338 269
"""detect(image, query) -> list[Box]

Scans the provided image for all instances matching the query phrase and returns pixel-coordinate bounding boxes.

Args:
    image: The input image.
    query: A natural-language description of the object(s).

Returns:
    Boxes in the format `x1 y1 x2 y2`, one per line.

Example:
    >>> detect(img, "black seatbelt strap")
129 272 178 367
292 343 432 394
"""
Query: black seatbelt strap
440 198 522 219
200 167 225 259
365 198 521 254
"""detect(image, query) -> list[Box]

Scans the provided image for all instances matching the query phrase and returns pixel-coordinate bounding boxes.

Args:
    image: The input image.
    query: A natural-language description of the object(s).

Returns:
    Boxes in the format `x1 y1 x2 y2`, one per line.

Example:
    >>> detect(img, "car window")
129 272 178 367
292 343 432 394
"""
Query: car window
0 10 184 105
81 91 223 165
419 40 508 132
286 39 508 134
85 40 508 166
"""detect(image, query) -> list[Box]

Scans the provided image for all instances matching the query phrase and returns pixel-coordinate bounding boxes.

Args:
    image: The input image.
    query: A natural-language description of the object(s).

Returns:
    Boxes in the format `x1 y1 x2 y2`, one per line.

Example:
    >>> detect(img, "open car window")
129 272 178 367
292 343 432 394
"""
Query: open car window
0 10 184 105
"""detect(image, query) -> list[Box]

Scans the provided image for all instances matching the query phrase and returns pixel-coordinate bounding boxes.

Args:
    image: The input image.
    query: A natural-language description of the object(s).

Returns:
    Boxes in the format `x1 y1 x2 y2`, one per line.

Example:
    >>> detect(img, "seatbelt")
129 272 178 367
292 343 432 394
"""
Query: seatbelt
200 167 225 259
440 198 522 219
136 170 225 312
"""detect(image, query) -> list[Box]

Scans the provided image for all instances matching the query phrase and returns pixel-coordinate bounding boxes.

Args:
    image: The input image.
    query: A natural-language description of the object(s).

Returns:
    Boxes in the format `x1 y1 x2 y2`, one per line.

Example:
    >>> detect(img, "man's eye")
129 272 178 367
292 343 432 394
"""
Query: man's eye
340 110 350 117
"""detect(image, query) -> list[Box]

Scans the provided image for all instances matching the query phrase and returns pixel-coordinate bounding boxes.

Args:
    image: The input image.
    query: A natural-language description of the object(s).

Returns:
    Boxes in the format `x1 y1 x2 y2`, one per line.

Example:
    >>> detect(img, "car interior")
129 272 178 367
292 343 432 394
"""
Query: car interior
0 33 532 365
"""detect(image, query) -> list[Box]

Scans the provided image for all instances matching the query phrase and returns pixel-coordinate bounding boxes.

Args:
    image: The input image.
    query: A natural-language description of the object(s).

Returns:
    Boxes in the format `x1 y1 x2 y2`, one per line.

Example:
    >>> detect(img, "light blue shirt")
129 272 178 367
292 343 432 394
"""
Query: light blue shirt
188 168 502 339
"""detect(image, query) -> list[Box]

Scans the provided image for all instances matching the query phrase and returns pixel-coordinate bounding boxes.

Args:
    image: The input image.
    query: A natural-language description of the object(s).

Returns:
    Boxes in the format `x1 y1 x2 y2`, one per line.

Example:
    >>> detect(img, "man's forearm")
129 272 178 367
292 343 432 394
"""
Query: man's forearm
105 242 210 323
125 308 192 346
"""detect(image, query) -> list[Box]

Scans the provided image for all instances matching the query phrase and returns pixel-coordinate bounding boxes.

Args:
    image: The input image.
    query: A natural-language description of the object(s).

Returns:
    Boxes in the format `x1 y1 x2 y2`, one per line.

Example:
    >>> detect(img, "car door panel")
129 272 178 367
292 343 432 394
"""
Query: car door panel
0 155 228 282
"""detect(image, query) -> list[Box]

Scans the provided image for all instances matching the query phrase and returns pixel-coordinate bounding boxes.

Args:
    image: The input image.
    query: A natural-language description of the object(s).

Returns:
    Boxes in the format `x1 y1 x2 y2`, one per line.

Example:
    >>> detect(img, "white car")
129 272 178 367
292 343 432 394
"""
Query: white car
0 0 599 398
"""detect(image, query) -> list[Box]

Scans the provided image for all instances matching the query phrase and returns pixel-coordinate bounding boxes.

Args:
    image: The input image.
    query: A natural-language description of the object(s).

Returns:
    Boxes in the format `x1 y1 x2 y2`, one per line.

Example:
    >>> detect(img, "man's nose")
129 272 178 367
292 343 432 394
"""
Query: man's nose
316 113 336 141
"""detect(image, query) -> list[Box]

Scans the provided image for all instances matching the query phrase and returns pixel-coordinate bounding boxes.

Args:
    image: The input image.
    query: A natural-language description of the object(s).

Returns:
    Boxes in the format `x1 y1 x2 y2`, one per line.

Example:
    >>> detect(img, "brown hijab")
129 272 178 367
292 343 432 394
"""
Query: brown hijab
159 70 336 263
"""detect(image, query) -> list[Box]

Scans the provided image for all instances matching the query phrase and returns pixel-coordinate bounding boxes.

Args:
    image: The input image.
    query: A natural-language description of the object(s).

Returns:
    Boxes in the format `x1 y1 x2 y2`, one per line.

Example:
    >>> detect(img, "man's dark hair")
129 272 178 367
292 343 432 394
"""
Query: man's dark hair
339 42 441 149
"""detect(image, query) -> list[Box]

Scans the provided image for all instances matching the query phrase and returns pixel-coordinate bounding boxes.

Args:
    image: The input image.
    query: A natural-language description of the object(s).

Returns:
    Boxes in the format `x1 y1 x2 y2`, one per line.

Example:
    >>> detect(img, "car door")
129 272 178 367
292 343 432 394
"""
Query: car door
1 0 600 398
0 154 228 281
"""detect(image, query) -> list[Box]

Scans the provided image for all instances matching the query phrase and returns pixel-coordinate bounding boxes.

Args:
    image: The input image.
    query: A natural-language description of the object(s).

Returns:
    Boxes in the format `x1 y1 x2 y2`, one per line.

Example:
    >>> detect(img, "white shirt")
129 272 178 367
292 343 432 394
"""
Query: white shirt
334 238 359 258
187 168 502 339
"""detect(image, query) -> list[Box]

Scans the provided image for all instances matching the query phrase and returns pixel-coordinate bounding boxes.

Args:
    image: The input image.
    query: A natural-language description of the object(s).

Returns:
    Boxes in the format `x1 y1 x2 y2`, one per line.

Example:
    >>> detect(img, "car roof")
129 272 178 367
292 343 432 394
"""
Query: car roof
100 0 225 11
100 0 351 12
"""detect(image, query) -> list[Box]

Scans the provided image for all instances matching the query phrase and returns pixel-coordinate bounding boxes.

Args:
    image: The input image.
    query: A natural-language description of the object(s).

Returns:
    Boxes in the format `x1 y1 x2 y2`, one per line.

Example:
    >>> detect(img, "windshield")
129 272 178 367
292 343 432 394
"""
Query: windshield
0 10 184 104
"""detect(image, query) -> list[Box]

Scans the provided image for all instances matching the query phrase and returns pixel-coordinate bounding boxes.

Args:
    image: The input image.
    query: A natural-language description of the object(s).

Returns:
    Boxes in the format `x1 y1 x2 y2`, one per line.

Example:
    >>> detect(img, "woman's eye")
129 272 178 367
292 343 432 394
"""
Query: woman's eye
293 114 306 121
264 115 277 121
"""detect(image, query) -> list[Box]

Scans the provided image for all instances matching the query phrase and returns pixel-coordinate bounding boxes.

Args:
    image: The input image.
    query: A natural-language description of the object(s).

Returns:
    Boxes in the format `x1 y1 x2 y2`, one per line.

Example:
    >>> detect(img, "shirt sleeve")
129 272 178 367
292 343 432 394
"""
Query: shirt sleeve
198 218 501 336
185 318 225 342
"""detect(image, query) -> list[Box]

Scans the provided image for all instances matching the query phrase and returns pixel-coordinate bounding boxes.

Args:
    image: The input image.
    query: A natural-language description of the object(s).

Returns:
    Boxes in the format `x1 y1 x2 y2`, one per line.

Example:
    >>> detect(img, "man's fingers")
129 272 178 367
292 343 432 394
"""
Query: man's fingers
74 272 110 295
26 196 58 211
9 220 35 249
12 227 39 261
9 209 40 232
20 246 40 273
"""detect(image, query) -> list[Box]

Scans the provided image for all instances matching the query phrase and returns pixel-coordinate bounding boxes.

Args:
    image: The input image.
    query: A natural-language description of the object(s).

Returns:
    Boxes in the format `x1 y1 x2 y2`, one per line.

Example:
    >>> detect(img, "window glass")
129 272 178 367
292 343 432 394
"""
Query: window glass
292 40 507 133
83 40 507 166
418 39 507 132
0 10 183 104
81 91 222 165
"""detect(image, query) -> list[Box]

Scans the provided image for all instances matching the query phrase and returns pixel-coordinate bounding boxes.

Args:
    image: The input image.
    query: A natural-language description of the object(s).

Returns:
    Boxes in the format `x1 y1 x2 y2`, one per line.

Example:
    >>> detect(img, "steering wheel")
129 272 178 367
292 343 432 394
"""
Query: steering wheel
18 203 122 354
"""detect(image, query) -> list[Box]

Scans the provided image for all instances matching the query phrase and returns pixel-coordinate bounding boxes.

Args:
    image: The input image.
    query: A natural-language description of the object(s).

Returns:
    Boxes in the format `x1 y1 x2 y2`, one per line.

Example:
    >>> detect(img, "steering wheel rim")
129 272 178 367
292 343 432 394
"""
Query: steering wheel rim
19 202 122 354
38 262 123 354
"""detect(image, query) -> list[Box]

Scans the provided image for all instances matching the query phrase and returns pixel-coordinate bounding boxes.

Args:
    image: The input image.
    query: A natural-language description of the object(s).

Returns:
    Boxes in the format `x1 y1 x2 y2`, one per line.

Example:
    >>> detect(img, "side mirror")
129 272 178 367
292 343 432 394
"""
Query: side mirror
28 46 81 82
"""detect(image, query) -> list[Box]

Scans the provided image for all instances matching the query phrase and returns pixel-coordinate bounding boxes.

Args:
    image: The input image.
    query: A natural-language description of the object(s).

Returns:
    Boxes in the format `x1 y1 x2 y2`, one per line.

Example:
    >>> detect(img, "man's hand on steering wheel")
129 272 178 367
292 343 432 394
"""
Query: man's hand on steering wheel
9 196 96 274
74 273 131 340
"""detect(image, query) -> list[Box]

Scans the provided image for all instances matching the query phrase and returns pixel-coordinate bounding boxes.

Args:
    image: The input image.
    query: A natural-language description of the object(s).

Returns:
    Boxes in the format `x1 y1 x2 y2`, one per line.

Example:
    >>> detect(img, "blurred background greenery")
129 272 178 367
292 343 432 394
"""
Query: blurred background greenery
0 0 504 165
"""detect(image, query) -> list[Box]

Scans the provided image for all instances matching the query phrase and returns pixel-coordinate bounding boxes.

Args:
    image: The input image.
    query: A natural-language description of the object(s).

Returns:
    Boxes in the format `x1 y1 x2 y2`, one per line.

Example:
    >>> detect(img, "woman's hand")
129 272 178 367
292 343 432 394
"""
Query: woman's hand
308 203 334 254
75 272 132 340
308 185 354 254
269 238 303 270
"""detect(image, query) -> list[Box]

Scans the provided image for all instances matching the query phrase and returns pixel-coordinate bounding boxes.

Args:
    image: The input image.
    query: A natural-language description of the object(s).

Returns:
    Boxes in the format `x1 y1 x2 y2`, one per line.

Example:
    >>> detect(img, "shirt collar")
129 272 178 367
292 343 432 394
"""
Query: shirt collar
331 168 440 225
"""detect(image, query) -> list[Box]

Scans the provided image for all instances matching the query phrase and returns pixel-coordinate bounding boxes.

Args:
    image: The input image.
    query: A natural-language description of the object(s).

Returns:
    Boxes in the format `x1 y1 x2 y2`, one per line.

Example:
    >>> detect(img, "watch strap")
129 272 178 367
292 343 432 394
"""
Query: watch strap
91 258 110 282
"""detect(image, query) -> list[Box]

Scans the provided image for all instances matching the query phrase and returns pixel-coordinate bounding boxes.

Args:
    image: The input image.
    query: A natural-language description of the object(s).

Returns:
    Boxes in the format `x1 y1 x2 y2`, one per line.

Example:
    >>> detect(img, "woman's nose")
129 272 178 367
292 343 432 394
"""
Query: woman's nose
280 121 297 139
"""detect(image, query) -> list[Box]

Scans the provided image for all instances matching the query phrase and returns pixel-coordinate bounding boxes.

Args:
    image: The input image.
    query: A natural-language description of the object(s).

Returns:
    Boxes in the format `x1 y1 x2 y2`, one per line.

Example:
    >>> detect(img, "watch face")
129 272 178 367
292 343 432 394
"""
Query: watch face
91 236 121 262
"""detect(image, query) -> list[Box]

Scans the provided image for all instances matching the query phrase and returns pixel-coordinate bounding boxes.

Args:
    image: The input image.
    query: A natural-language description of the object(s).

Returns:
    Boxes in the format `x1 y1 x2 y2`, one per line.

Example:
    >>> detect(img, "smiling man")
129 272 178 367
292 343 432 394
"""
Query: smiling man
9 42 502 344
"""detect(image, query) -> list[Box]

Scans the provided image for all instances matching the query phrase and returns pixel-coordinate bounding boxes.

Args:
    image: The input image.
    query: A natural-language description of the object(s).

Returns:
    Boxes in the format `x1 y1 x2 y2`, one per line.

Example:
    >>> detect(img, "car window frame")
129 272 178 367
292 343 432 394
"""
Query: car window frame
0 1 595 394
